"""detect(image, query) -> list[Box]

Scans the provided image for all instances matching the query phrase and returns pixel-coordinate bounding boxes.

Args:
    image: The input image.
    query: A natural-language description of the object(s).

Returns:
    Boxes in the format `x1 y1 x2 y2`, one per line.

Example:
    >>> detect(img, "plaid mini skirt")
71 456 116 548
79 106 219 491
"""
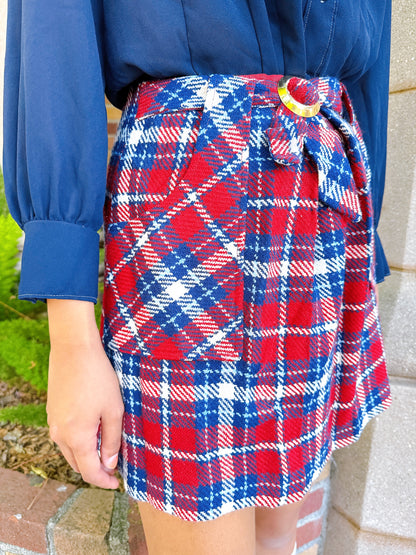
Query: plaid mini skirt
102 73 392 521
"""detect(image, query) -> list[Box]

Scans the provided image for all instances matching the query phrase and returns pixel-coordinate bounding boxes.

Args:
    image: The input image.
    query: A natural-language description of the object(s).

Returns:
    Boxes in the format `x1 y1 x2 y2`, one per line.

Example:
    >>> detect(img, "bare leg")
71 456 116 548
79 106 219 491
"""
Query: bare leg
255 498 305 555
137 501 256 555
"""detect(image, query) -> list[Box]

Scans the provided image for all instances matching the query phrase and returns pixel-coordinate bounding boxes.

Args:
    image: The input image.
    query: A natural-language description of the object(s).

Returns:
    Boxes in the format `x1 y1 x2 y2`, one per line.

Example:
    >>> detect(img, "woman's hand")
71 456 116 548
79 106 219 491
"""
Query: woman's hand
47 299 124 489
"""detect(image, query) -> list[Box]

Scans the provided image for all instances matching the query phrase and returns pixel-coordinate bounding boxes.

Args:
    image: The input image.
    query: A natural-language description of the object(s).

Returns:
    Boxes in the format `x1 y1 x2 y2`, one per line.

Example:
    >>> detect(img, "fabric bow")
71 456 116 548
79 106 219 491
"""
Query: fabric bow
265 99 365 223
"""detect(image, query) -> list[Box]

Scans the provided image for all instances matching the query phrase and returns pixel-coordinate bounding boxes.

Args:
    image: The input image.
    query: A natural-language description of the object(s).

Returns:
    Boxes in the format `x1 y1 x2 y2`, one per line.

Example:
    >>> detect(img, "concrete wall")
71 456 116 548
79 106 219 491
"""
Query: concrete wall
324 1 416 553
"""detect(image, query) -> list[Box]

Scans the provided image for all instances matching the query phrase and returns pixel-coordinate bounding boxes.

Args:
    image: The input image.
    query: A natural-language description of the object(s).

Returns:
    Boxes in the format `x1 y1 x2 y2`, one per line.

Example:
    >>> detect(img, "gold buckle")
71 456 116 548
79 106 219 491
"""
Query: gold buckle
277 76 320 118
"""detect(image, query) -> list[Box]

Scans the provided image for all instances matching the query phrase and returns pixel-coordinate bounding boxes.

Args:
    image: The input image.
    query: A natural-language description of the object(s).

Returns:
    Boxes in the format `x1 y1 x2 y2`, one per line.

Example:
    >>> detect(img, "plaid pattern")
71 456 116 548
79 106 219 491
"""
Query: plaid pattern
102 74 391 521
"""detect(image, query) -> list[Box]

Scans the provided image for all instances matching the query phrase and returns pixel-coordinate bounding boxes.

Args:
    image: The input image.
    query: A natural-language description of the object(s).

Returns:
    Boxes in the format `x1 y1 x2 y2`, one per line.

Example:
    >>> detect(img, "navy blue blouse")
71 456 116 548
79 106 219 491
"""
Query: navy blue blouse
3 0 392 303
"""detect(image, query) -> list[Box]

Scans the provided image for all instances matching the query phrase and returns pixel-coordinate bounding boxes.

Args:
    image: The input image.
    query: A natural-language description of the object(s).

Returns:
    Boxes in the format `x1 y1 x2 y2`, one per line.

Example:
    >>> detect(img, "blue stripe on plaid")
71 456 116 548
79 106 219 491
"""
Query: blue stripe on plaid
102 73 391 521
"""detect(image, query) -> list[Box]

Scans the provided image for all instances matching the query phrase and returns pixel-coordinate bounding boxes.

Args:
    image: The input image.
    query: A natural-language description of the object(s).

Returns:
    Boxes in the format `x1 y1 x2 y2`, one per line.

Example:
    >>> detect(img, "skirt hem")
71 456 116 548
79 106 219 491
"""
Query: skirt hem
119 393 392 522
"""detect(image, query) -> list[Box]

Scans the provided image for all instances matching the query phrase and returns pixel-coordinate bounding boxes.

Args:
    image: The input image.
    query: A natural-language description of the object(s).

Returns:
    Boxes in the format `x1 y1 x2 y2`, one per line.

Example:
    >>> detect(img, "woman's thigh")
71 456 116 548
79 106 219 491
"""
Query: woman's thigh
255 498 305 551
137 501 256 555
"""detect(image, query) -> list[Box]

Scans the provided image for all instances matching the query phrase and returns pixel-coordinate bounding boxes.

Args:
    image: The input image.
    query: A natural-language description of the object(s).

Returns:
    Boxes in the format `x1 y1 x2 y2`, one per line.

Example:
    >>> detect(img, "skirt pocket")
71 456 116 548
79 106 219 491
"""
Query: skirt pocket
105 109 202 222
103 102 245 361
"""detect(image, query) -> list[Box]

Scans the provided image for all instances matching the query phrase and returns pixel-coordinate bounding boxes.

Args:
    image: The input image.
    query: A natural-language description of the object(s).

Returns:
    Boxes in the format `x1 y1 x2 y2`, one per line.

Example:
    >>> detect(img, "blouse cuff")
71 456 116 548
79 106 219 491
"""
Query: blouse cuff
19 221 100 303
374 229 390 284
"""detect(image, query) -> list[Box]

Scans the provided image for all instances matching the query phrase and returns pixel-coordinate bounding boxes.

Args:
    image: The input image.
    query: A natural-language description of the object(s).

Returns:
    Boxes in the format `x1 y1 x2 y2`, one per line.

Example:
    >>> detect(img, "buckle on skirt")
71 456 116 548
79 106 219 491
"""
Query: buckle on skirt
277 76 321 118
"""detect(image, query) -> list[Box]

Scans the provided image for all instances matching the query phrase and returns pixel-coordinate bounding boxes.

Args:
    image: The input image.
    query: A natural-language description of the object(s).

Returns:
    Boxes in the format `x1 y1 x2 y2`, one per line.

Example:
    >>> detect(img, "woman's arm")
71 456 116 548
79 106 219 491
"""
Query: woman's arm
3 0 107 302
343 0 392 283
2 2 121 487
47 299 123 489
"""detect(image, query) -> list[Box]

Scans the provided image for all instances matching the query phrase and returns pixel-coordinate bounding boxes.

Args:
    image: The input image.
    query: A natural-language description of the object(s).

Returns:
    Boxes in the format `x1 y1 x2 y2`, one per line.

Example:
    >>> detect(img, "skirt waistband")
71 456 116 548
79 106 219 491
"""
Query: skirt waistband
119 72 370 230
127 73 351 121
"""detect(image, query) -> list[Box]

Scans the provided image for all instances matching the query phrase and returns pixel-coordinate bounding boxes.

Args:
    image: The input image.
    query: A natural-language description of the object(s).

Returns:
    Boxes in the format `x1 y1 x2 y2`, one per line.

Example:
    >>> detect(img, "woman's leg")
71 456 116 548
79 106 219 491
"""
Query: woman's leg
137 501 256 555
255 498 305 555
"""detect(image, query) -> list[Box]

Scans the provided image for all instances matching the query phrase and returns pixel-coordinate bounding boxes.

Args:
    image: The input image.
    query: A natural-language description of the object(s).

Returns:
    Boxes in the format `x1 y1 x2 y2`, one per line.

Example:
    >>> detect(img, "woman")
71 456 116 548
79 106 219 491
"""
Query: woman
3 1 392 553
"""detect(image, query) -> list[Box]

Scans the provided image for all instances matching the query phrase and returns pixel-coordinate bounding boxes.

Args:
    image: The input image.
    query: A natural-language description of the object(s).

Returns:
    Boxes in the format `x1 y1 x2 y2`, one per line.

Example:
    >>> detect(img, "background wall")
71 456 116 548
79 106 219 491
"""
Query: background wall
324 0 416 553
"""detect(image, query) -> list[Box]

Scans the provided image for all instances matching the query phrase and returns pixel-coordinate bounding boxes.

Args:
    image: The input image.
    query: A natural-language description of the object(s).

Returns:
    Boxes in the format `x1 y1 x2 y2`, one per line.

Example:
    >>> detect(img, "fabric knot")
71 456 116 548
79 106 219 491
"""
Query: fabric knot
265 107 308 166
313 77 344 115
287 78 320 107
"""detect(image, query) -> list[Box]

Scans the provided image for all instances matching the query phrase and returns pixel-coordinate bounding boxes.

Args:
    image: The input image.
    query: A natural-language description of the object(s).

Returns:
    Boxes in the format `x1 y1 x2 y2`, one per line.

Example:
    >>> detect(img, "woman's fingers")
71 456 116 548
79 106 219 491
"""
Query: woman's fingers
99 406 124 472
49 424 80 473
50 422 119 488
73 435 120 489
59 445 81 474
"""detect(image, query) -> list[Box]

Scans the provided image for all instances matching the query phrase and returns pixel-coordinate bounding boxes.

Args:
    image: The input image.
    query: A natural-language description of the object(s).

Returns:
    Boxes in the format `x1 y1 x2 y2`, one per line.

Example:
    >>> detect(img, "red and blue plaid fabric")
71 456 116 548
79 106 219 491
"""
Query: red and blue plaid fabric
102 74 391 521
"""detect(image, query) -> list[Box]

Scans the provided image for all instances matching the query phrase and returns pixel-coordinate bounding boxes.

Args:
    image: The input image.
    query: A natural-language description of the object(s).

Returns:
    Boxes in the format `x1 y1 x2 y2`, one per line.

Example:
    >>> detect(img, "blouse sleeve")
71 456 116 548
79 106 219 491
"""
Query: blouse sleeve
2 0 107 303
343 0 392 283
